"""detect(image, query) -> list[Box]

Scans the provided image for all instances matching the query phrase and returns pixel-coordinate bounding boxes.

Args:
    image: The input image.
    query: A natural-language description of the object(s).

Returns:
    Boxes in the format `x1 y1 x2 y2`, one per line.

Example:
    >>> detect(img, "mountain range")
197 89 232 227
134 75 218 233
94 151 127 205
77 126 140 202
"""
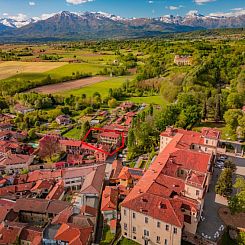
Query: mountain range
0 11 244 41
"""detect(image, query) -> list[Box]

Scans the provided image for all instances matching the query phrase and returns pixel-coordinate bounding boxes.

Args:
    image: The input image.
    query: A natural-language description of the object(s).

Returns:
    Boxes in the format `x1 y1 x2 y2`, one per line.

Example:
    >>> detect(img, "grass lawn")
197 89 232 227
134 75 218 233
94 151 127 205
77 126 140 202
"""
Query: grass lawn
125 96 168 105
117 238 140 245
63 126 82 140
100 225 115 245
60 76 131 98
192 121 226 138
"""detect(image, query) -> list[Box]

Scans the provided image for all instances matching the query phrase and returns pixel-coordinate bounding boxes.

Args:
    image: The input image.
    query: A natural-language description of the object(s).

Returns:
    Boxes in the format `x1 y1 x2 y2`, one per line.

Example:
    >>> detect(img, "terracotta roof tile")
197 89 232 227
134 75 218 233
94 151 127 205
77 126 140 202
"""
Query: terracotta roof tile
101 186 118 212
54 223 93 245
80 164 106 194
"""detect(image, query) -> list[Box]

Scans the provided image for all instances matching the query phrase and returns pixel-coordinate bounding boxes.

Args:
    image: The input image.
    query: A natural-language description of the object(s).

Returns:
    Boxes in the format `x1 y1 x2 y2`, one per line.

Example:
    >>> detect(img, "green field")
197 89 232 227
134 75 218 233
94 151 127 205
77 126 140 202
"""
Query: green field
1 62 105 83
46 63 105 77
63 127 82 140
59 76 130 98
0 62 107 94
125 96 168 105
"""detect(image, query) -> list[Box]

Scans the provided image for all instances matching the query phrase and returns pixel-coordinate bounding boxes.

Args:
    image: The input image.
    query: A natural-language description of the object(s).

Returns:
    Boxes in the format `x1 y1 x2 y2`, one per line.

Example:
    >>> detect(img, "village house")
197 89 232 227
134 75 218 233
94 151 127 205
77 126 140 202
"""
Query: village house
174 55 192 66
0 140 22 154
46 179 65 201
0 153 34 174
120 127 219 245
54 223 93 245
0 123 12 131
59 140 108 165
56 115 72 125
0 182 34 199
73 164 106 210
120 102 135 111
14 104 34 114
99 131 121 145
160 126 220 155
109 159 123 185
30 179 55 198
13 198 70 226
0 114 16 124
117 167 144 188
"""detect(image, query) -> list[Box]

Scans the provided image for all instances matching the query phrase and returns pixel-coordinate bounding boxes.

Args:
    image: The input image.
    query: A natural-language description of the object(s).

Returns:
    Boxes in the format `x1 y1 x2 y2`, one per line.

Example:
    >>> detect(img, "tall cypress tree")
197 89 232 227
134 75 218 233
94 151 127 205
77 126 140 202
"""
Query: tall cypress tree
214 94 221 122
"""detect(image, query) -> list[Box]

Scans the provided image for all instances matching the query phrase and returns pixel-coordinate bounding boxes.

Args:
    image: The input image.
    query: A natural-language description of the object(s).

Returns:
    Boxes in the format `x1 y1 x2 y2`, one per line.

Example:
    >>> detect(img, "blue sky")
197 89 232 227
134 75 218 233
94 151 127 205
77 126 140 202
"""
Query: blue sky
0 0 244 19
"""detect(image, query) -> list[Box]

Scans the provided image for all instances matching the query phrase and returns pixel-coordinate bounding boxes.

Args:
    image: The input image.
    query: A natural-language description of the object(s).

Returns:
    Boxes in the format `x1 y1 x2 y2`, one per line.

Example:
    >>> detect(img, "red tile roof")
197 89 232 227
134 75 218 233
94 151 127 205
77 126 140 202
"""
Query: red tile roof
121 129 211 227
0 222 25 244
118 167 144 181
46 180 64 200
110 159 123 180
52 206 74 225
80 205 97 217
0 183 33 197
59 139 81 147
100 131 121 139
0 154 31 166
122 192 183 227
201 127 220 140
101 186 118 212
13 198 70 215
80 164 106 194
31 179 54 192
54 223 93 245
20 226 43 245
27 170 62 182
110 219 117 230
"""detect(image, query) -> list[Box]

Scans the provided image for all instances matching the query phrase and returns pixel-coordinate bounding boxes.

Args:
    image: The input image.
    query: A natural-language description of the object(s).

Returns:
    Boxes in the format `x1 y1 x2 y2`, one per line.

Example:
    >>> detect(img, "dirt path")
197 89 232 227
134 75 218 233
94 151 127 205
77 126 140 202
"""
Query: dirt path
29 76 111 94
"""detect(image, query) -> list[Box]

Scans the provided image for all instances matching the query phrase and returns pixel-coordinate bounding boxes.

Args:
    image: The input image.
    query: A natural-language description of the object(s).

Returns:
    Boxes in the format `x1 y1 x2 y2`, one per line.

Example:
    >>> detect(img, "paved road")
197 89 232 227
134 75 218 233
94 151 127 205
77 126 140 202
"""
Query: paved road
197 155 245 241
227 156 245 177
197 168 226 241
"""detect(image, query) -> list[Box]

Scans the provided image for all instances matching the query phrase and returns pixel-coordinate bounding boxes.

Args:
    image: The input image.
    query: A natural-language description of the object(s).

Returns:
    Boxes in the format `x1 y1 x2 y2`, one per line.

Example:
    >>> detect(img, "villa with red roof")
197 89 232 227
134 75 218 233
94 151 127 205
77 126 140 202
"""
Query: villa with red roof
120 127 219 245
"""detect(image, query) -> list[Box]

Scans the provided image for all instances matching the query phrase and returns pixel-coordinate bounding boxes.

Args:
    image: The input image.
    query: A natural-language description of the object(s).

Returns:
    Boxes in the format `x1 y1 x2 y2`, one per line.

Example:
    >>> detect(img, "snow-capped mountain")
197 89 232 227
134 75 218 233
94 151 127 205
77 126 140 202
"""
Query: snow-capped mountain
0 17 37 28
160 11 245 29
0 11 244 41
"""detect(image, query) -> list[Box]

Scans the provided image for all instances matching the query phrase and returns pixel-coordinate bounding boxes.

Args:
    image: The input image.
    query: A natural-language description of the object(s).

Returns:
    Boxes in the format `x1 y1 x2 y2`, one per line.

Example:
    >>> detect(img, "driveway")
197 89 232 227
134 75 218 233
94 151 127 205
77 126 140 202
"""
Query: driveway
227 156 245 177
197 168 226 241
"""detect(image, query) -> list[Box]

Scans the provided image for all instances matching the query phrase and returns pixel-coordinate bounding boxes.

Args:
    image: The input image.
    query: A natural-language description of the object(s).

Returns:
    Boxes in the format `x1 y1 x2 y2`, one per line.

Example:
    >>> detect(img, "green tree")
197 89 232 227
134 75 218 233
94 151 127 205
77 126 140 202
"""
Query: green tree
108 98 117 108
238 231 245 245
215 168 233 196
81 121 90 139
228 177 245 214
214 94 221 122
227 93 242 109
28 128 36 140
202 100 207 120
224 109 243 130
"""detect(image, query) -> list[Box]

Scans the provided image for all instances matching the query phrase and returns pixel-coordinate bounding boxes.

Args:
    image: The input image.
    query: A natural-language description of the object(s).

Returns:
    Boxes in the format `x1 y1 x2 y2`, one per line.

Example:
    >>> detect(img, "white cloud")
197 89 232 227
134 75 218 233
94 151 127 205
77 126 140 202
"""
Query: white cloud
148 1 154 4
194 0 216 5
66 0 94 5
209 8 245 17
166 5 183 10
29 1 35 6
8 13 28 21
2 13 9 16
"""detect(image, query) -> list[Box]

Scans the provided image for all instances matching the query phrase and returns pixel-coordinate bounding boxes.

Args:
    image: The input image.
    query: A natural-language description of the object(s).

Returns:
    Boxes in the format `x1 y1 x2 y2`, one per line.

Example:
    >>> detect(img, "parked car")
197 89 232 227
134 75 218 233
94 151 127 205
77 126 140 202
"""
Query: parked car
219 155 228 161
